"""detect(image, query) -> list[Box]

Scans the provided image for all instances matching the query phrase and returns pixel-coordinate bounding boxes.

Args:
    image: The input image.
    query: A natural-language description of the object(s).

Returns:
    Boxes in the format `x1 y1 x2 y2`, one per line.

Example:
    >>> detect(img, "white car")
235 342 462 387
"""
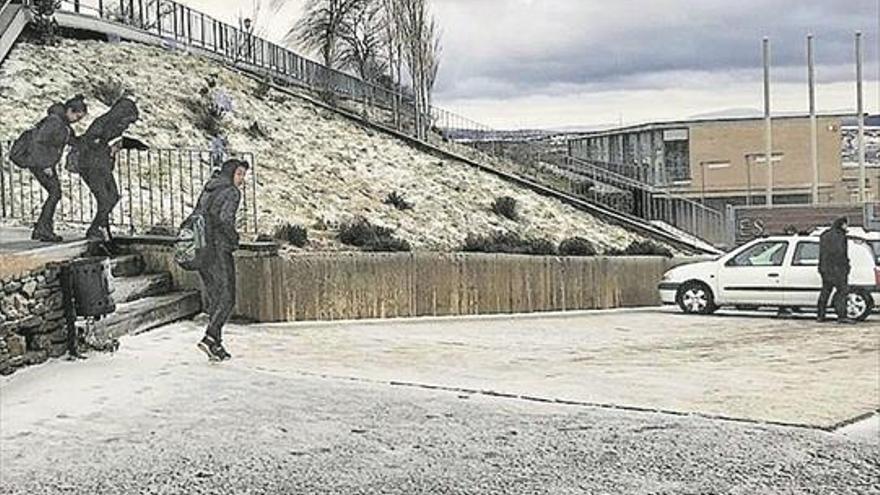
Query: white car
659 234 880 320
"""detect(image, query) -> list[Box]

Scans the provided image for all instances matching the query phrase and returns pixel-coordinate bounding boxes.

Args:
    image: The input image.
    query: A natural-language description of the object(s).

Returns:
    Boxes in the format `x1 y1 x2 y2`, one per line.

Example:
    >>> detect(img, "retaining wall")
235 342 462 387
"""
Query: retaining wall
0 263 67 375
133 245 698 323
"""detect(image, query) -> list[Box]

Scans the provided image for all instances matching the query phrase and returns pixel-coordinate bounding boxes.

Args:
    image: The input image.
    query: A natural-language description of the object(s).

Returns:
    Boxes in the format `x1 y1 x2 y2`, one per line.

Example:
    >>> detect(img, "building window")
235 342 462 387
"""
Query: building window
664 133 690 181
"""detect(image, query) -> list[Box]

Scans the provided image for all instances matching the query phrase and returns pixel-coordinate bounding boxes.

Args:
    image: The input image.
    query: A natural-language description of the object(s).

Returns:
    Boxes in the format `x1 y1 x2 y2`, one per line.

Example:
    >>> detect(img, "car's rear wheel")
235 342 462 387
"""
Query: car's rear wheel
845 289 873 321
676 281 717 315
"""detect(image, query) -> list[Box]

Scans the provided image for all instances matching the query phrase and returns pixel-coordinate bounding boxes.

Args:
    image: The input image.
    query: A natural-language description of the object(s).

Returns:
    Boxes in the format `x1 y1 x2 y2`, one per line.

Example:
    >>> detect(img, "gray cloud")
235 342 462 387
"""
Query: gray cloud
432 0 878 99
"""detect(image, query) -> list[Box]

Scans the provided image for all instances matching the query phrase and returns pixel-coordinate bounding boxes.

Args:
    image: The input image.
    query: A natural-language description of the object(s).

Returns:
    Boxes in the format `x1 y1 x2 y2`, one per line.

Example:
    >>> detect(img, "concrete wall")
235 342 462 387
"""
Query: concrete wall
134 246 695 323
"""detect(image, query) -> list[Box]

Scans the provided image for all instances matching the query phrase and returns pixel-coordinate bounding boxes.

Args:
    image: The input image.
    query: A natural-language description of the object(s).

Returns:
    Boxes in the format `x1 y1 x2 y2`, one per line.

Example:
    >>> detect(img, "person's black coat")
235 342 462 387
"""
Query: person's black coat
196 172 241 252
27 103 72 170
77 98 140 172
818 221 850 279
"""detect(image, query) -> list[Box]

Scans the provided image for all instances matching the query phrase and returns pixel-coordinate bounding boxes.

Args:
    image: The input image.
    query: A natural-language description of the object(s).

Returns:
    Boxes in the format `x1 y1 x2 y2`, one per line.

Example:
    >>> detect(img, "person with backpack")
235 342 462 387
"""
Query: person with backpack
193 158 249 361
9 95 88 242
75 97 140 241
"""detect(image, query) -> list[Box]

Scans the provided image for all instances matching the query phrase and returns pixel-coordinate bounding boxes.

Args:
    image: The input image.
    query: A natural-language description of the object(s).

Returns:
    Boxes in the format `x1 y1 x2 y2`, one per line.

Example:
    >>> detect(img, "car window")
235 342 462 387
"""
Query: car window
871 241 880 265
727 241 789 267
792 242 820 266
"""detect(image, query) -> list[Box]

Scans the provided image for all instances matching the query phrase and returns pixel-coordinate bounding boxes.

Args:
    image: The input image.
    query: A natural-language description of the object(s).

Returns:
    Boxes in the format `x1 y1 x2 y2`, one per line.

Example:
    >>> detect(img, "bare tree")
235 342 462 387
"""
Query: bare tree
392 0 442 139
337 0 388 83
287 0 361 69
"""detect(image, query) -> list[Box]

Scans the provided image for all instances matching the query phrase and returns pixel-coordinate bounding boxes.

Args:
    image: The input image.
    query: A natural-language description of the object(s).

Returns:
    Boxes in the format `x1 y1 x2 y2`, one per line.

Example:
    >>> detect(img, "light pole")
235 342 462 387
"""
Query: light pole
808 34 819 204
763 37 774 206
855 31 866 203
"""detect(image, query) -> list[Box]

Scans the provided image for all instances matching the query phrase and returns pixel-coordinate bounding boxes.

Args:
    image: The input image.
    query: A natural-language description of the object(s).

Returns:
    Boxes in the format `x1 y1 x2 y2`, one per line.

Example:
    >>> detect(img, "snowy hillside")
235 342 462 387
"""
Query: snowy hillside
0 39 648 252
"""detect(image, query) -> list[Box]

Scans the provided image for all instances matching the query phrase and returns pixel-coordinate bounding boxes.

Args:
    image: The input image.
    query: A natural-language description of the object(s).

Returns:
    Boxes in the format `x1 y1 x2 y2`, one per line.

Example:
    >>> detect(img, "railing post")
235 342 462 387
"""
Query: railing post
98 0 103 17
200 12 205 47
73 0 80 13
186 6 191 44
156 0 161 35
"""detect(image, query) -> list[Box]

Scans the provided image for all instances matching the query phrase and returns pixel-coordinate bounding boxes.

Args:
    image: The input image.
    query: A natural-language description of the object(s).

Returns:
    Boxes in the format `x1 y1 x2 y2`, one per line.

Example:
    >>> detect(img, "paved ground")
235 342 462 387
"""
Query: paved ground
240 307 877 428
1 309 878 494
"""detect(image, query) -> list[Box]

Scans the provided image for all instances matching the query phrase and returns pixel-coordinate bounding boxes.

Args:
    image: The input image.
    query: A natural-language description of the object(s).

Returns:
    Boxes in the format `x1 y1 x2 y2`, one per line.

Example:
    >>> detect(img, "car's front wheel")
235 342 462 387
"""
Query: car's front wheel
676 281 717 315
845 289 873 321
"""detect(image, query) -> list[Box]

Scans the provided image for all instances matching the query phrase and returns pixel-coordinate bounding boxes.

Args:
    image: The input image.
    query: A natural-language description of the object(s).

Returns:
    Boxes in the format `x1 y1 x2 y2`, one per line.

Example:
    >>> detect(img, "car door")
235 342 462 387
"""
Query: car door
783 240 822 307
717 239 790 305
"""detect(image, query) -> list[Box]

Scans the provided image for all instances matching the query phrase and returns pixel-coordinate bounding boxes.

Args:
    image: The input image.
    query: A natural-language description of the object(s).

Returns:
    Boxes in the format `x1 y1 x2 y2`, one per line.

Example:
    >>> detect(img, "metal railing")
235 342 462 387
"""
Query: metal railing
43 0 722 249
0 142 259 234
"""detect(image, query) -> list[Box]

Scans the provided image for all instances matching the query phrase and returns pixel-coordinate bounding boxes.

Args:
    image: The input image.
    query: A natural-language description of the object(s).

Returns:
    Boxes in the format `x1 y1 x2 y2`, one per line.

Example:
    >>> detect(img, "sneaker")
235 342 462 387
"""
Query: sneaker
197 336 221 361
213 344 232 361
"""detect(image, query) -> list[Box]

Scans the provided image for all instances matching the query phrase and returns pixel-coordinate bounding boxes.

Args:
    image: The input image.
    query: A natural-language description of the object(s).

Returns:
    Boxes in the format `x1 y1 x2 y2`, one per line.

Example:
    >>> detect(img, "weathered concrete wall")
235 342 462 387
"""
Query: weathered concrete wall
0 263 67 375
133 245 694 323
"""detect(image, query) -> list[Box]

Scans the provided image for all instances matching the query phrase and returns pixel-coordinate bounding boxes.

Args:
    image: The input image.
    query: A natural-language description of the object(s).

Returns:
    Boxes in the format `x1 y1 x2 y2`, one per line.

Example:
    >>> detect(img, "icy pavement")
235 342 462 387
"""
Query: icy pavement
1 308 878 494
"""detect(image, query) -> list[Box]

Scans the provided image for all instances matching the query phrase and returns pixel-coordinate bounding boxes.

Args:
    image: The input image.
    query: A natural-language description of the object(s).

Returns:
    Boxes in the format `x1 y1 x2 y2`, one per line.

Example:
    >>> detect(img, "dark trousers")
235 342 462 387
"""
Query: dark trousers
80 166 119 237
817 273 848 320
197 248 236 343
31 167 61 235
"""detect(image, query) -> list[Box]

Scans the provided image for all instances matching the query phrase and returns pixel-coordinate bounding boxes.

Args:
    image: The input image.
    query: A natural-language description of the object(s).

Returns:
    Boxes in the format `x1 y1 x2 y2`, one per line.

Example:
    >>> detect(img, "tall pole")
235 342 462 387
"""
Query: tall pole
763 37 774 206
856 31 866 203
808 34 819 204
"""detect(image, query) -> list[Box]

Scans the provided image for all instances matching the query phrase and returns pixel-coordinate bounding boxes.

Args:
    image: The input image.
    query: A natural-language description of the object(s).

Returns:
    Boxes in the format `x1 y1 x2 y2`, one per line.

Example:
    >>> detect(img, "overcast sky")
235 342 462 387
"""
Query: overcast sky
181 0 879 130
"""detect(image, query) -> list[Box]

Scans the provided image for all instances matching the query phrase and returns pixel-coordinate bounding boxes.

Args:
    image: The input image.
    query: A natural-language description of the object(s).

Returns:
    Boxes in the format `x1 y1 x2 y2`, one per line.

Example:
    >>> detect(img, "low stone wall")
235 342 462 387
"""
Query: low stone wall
133 245 697 323
0 264 68 375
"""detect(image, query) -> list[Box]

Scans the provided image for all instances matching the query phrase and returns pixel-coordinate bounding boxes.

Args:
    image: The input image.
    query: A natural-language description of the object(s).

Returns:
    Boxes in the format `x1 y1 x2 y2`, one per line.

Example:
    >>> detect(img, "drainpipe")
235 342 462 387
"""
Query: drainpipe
855 31 866 203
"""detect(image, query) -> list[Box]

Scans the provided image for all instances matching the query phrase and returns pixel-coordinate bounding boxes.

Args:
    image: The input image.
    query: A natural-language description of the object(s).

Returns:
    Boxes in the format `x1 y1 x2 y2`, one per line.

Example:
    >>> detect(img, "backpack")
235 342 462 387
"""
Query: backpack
9 128 35 169
174 213 208 271
174 184 231 271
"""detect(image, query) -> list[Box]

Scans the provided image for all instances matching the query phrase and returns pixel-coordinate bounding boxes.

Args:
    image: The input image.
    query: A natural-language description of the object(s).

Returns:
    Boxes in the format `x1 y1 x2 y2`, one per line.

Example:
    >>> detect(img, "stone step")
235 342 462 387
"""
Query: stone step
110 254 146 277
99 291 202 339
112 272 172 304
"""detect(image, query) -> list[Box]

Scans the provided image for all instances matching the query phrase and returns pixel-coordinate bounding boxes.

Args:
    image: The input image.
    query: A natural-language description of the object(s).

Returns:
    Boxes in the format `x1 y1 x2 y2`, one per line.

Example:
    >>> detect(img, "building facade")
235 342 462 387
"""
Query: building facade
568 114 879 213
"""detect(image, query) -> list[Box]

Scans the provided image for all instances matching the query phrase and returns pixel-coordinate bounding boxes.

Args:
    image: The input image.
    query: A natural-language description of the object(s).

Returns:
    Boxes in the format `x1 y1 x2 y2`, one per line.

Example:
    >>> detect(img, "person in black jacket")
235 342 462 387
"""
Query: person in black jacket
20 95 88 241
77 97 140 241
195 159 249 361
817 217 852 323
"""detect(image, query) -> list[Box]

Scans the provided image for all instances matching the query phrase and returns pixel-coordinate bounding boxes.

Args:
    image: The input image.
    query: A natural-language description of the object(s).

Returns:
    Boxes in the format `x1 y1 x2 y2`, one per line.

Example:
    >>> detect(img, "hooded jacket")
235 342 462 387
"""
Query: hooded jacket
77 98 140 172
195 171 241 252
818 218 850 278
27 103 72 170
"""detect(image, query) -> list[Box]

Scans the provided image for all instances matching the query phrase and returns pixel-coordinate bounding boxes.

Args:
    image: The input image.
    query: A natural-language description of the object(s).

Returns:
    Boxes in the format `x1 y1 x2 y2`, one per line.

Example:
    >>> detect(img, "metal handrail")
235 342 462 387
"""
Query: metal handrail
0 142 259 233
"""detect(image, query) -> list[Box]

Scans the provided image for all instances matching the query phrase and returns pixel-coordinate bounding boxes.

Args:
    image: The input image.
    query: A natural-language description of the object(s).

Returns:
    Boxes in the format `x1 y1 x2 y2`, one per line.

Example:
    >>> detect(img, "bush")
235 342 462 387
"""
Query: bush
491 196 518 221
461 231 556 256
558 237 597 256
383 191 413 211
29 0 62 45
338 217 411 252
273 223 308 247
254 77 271 100
604 240 672 257
246 121 269 140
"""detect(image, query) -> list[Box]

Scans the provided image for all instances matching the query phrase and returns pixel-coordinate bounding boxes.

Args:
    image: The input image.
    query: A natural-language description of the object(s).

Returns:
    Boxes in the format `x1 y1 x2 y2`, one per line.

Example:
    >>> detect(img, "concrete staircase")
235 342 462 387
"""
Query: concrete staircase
97 253 201 339
0 1 28 64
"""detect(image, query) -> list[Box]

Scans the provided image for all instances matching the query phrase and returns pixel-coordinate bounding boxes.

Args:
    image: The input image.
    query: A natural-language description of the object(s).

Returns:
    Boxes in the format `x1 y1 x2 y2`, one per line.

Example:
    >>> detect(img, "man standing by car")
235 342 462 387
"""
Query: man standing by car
195 159 249 361
817 217 852 323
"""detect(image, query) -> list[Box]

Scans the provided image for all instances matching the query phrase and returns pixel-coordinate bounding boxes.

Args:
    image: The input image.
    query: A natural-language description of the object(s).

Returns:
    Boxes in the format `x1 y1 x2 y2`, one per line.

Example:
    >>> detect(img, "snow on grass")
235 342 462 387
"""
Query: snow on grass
0 39 646 252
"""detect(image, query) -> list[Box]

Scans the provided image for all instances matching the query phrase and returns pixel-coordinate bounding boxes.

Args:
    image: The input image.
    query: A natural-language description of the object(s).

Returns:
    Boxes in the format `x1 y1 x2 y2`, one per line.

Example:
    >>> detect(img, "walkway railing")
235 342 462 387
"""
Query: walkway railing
0 142 259 234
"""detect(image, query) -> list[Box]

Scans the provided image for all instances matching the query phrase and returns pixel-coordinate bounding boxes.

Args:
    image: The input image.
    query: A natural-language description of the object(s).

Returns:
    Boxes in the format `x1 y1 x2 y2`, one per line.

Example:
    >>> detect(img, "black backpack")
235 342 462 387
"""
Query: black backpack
9 128 35 169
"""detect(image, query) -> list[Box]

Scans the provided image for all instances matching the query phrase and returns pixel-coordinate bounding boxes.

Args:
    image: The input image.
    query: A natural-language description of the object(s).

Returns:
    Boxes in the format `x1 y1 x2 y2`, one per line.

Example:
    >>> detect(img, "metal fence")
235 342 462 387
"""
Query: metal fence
42 0 724 247
0 142 258 234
